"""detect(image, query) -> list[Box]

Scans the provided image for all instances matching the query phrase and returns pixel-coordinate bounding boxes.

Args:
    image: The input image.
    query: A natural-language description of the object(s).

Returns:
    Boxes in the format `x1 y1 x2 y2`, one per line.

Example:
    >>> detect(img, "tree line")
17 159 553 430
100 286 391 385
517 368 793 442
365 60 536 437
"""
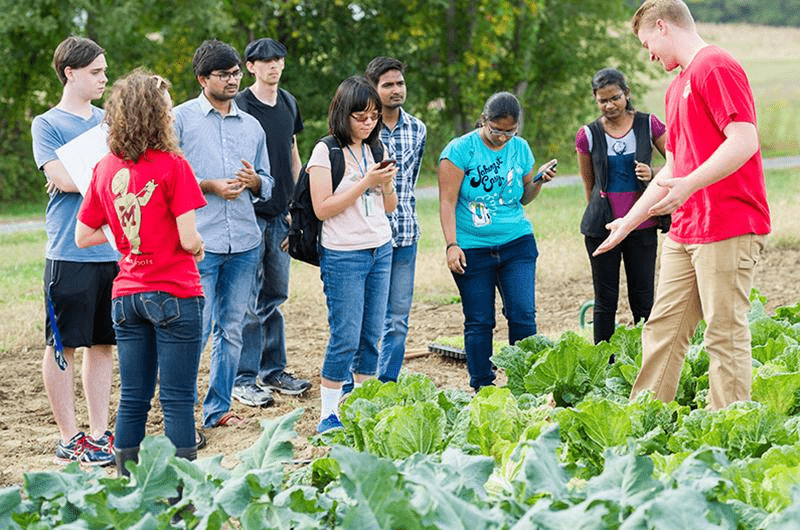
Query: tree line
1 0 658 203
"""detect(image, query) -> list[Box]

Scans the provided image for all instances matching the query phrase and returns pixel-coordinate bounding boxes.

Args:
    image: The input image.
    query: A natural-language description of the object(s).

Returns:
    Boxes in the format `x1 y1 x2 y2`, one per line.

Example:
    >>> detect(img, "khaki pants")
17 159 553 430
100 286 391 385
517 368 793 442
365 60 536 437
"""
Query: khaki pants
630 234 764 410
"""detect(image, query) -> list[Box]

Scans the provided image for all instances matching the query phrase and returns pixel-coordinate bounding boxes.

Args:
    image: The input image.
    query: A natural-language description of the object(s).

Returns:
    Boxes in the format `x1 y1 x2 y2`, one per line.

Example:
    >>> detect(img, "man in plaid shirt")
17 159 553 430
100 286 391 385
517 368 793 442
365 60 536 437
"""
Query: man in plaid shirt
366 57 427 383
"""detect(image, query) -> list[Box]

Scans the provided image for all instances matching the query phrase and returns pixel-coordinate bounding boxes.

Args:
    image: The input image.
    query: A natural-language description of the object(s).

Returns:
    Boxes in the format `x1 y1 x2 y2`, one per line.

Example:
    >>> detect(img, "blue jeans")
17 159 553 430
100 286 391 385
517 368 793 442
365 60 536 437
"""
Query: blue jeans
377 243 417 382
112 293 204 450
238 215 290 386
452 234 538 390
320 242 392 382
198 248 259 427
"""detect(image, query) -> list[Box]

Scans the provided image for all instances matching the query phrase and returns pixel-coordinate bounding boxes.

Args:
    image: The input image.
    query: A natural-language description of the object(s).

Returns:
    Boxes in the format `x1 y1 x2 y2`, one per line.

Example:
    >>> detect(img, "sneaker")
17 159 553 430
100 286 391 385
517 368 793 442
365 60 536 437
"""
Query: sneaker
316 414 343 434
85 430 114 454
54 432 115 467
259 371 311 396
232 383 274 407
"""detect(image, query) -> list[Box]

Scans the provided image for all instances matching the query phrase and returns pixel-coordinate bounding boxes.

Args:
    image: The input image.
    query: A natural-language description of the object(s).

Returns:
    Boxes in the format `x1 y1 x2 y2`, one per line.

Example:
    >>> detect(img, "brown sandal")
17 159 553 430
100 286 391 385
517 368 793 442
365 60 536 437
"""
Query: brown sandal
213 411 246 428
195 429 207 450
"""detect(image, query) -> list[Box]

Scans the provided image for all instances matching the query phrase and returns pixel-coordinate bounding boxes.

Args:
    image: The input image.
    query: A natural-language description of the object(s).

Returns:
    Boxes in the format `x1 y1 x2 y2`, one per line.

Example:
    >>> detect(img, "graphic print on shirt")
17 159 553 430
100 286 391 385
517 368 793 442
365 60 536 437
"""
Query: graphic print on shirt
111 168 157 254
464 151 525 228
469 155 504 193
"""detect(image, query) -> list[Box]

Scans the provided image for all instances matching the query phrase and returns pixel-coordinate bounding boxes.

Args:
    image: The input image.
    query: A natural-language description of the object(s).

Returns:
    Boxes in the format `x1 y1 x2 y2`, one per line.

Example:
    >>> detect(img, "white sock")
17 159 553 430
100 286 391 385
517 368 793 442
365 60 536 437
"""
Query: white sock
320 386 342 420
353 381 362 389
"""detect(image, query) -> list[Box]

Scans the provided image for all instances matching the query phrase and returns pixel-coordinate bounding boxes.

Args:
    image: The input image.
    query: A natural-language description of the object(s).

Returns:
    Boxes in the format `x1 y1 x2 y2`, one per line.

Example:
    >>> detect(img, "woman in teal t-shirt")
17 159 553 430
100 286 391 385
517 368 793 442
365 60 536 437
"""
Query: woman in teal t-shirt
438 92 557 390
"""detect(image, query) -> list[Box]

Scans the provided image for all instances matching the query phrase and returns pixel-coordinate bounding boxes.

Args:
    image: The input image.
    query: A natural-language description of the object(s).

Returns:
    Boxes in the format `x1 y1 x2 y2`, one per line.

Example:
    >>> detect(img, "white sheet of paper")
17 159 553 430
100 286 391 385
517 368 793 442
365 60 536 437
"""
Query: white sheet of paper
54 124 117 250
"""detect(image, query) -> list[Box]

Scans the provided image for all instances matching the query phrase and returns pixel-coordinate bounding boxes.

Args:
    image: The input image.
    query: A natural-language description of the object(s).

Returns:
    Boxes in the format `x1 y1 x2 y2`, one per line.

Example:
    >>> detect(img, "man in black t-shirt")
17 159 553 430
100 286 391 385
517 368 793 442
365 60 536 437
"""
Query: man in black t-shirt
234 38 310 407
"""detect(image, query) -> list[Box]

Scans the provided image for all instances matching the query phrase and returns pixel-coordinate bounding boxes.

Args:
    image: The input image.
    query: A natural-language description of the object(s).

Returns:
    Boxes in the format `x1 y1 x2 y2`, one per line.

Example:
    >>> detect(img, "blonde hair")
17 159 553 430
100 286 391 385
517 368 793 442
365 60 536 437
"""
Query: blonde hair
631 0 694 35
105 68 180 162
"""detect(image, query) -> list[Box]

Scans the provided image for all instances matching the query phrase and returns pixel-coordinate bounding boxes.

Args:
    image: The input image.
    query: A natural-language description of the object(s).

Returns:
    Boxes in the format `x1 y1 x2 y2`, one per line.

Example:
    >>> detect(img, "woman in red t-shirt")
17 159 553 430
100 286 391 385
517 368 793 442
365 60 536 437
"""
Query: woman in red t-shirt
76 69 207 476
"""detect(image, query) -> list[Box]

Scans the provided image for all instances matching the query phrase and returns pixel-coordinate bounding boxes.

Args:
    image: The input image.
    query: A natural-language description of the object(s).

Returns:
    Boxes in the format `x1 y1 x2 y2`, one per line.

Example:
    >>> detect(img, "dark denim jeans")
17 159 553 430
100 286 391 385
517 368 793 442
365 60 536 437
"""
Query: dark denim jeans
238 214 291 386
112 292 204 451
319 242 392 382
452 234 538 390
584 226 657 344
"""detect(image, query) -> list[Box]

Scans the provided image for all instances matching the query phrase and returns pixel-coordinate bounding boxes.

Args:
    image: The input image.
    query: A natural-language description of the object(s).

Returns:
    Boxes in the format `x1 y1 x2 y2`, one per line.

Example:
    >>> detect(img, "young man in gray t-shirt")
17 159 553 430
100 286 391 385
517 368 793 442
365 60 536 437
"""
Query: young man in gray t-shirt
31 36 118 467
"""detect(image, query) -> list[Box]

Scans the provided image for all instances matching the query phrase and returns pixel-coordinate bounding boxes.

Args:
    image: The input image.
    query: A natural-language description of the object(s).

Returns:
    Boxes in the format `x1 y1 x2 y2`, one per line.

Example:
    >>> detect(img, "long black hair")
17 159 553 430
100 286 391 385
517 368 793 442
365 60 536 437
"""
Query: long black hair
591 68 634 111
328 76 383 147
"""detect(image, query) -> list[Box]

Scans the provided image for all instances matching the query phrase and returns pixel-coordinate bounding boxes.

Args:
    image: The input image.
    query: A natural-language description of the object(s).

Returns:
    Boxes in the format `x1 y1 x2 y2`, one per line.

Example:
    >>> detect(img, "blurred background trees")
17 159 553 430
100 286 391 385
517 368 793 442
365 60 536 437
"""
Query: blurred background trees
1 0 786 203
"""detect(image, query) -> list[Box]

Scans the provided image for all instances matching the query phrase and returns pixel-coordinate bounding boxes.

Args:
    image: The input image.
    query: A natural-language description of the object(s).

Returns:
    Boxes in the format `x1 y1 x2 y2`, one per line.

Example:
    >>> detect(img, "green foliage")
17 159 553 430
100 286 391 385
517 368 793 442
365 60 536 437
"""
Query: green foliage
667 401 797 461
8 295 800 527
722 442 800 513
523 331 610 406
557 393 686 478
465 386 550 463
491 334 554 396
1 0 650 202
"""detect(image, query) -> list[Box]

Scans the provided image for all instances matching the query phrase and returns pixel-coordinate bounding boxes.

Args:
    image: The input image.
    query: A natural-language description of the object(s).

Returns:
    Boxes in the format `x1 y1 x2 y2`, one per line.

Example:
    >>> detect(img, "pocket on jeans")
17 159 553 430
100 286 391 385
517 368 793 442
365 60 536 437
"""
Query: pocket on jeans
111 298 126 326
738 235 763 270
141 293 180 326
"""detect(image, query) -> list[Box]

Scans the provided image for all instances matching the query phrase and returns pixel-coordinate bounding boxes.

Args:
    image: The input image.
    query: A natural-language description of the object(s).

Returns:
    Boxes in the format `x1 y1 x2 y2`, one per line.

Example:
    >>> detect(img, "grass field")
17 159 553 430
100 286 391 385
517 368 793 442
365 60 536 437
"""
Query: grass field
640 23 800 158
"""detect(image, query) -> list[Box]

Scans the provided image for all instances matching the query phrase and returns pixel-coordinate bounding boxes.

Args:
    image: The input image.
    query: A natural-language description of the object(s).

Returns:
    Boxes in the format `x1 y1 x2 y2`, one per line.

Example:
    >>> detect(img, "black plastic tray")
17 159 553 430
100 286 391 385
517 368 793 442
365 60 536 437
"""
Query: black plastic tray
428 343 466 362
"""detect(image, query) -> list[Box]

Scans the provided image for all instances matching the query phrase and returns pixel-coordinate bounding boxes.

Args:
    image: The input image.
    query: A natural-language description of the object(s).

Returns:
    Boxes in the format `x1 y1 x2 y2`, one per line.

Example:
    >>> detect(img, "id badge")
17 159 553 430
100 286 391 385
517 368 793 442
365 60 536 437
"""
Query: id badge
363 191 376 217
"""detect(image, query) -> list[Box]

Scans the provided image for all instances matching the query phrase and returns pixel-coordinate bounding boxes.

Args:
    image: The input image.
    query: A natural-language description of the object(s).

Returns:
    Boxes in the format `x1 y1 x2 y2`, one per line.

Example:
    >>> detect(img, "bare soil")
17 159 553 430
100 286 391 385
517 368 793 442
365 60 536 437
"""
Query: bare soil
1 244 798 487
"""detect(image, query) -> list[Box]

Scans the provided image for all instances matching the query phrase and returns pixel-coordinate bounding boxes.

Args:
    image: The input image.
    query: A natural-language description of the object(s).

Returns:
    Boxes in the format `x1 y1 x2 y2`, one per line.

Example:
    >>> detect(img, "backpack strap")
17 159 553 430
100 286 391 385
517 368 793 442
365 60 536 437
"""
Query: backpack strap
320 136 345 193
367 139 384 167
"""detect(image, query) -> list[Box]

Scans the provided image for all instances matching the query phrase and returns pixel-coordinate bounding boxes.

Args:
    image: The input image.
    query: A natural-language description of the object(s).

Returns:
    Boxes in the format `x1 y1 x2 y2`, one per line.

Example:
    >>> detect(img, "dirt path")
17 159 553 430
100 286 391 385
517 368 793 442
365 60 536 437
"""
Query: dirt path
1 245 798 487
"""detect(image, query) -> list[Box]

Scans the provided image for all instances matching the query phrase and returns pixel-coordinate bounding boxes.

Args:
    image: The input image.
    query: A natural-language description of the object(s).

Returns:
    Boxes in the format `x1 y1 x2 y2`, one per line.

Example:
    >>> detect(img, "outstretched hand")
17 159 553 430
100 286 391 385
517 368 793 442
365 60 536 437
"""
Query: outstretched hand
592 219 630 256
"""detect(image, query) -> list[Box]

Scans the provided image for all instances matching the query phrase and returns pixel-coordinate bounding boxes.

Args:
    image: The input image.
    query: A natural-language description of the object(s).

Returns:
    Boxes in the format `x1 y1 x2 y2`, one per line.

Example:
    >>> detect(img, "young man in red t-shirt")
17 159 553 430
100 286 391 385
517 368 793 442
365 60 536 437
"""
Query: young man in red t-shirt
594 0 770 410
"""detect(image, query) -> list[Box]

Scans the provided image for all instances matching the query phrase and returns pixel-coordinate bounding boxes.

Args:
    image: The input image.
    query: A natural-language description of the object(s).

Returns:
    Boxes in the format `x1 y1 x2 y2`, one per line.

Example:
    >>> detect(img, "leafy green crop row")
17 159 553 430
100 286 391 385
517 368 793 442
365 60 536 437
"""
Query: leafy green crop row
3 292 800 528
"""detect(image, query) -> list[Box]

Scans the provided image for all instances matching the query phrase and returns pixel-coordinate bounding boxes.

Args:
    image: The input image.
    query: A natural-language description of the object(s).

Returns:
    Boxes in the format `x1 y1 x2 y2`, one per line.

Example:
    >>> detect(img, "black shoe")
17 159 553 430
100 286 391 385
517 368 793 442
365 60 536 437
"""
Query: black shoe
259 371 311 396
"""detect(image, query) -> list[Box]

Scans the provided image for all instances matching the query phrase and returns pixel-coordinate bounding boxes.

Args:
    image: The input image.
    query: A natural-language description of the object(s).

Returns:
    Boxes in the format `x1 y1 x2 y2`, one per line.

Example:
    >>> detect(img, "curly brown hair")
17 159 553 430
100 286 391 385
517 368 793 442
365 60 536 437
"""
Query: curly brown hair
105 68 180 162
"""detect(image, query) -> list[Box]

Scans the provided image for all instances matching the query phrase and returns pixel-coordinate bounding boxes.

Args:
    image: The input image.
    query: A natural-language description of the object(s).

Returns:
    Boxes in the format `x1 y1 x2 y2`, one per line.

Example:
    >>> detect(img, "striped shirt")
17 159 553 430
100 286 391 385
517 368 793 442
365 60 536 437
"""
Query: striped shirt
380 108 426 247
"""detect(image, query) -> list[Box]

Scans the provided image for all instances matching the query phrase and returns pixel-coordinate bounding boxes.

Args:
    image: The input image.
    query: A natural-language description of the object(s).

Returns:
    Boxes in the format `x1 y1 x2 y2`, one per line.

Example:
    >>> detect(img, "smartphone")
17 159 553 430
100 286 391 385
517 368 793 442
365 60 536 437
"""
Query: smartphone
533 161 558 183
378 159 397 169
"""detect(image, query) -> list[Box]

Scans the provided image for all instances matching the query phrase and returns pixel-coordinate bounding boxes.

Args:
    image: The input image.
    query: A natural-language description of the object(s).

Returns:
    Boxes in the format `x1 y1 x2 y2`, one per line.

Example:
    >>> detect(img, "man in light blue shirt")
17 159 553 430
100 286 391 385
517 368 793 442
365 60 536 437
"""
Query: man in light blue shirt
174 39 274 429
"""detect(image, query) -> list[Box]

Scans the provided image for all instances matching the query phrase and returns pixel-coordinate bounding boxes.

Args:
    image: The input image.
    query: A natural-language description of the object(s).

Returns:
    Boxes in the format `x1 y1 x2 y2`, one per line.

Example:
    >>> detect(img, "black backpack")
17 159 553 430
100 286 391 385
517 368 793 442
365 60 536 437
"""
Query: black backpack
288 135 384 266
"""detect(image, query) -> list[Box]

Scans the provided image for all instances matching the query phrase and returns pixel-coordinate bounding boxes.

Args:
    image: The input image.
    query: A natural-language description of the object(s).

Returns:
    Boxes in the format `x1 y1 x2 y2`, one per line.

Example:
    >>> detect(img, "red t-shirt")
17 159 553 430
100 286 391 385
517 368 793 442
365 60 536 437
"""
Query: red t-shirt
79 149 207 298
665 45 770 244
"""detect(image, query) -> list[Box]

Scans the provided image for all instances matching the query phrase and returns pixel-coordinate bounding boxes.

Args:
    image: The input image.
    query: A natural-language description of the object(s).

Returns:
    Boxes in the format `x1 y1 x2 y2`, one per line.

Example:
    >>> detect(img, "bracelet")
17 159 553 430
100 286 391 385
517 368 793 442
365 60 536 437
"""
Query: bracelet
446 242 459 251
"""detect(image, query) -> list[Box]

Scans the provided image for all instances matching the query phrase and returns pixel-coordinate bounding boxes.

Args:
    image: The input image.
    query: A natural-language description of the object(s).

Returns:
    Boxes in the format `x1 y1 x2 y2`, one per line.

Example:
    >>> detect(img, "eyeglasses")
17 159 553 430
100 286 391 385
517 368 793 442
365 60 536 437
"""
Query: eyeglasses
485 123 518 137
350 111 381 123
596 93 625 105
208 69 244 82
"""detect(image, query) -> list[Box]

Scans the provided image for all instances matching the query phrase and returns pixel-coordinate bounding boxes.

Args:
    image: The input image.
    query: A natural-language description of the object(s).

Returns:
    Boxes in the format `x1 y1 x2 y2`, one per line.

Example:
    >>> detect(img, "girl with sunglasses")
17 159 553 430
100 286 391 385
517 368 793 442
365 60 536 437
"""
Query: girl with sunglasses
307 76 397 432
